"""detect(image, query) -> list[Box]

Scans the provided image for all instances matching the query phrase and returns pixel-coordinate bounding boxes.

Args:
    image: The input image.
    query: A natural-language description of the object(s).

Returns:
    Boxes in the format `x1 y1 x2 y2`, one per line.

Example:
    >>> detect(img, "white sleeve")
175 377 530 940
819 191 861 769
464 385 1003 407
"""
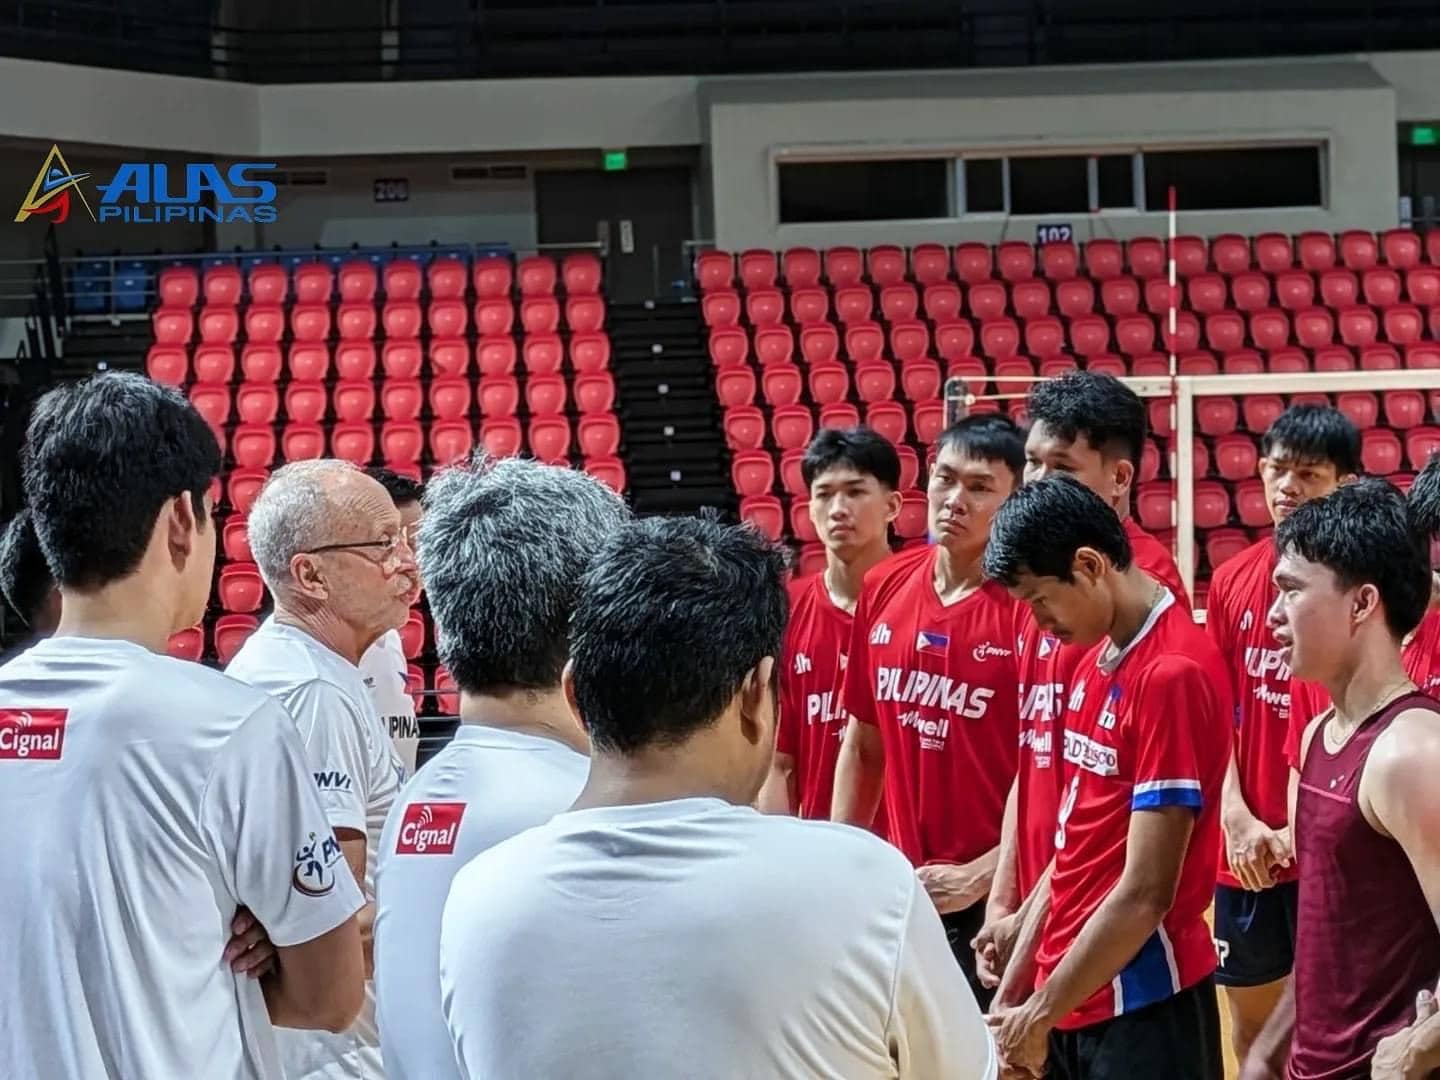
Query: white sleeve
201 701 366 948
283 679 372 835
889 878 998 1080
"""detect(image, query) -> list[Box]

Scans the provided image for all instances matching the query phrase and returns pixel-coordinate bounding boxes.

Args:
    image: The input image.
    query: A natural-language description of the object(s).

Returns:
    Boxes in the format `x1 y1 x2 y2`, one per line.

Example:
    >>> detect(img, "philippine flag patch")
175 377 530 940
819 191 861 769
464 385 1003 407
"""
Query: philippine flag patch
916 630 950 655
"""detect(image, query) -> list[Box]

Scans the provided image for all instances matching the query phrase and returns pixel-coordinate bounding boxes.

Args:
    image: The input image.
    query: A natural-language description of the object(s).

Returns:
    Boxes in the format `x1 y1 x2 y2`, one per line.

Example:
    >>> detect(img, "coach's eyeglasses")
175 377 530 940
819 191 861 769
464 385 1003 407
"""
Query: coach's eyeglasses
303 533 411 570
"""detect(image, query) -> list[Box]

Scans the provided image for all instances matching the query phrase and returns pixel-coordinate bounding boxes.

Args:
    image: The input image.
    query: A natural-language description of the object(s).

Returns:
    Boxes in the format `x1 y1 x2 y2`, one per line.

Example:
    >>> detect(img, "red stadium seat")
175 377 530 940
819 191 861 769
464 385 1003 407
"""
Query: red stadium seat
1297 232 1336 272
1039 355 1079 380
742 289 784 329
1385 391 1426 430
234 382 278 426
477 375 520 417
708 328 747 369
332 302 373 341
584 456 627 494
1040 242 1079 281
1294 308 1335 349
1312 346 1355 372
1179 352 1219 376
1408 344 1440 370
1362 429 1403 474
845 323 885 364
738 326 783 368
891 491 927 539
1318 270 1358 310
516 256 557 297
1137 440 1160 484
383 260 422 301
834 286 873 325
867 245 907 288
1084 240 1124 280
1162 311 1201 354
577 414 620 458
202 266 241 306
1187 274 1228 315
732 249 775 292
280 423 325 462
479 417 523 458
980 319 1020 358
787 497 819 544
371 343 418 384
863 402 906 445
898 358 939 402
279 340 323 381
1211 234 1251 275
1384 305 1424 345
935 321 977 361
819 403 861 433
380 300 420 339
1024 317 1065 358
1204 312 1245 354
1255 233 1294 273
523 334 565 376
420 257 464 301
381 379 423 421
1206 529 1251 572
851 360 895 403
968 281 1007 322
1069 315 1111 357
1115 315 1157 356
396 609 427 660
1012 280 1051 320
335 260 376 303
157 267 199 308
145 344 188 386
331 380 374 424
1384 229 1423 270
166 624 206 662
1135 482 1172 532
892 445 918 491
575 372 615 414
1248 309 1291 352
187 385 230 430
218 563 264 613
1234 275 1275 315
880 284 919 322
1056 278 1095 318
213 615 259 665
772 404 815 451
561 253 603 295
1406 267 1440 307
1231 478 1268 528
284 381 327 424
247 264 287 306
1428 231 1440 267
993 357 1034 396
825 247 864 288
518 296 559 334
1214 434 1258 481
889 321 929 363
525 373 568 416
1406 427 1440 469
222 516 253 564
330 423 374 465
694 251 733 292
723 408 766 451
954 243 993 285
198 305 240 345
571 332 611 374
800 324 840 366
922 283 962 322
431 375 473 420
425 339 467 378
1335 391 1378 430
802 362 845 406
1270 271 1311 312
1190 482 1229 529
423 299 465 339
782 248 821 288
429 419 474 465
1085 354 1127 378
997 242 1035 283
230 425 275 469
911 244 950 287
1169 235 1206 277
1338 306 1379 348
702 291 741 328
1362 345 1403 371
946 355 988 390
1197 396 1239 437
732 450 774 497
1143 276 1177 316
782 287 825 326
380 420 424 465
1340 231 1378 272
1100 277 1141 317
1362 268 1402 309
739 495 785 541
778 450 807 497
1128 237 1165 279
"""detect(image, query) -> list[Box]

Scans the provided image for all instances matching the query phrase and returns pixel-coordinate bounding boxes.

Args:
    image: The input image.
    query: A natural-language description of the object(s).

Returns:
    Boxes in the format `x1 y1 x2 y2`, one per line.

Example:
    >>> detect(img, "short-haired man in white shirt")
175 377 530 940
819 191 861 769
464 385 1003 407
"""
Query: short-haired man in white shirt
227 459 419 1080
359 466 426 776
439 514 997 1080
374 454 628 1080
0 373 365 1079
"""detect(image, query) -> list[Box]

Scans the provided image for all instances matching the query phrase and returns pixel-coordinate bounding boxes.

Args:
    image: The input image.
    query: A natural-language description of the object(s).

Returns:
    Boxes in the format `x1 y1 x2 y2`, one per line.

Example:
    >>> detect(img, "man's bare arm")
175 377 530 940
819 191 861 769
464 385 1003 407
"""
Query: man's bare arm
987 779 1021 922
336 829 373 977
831 717 885 827
263 916 365 1032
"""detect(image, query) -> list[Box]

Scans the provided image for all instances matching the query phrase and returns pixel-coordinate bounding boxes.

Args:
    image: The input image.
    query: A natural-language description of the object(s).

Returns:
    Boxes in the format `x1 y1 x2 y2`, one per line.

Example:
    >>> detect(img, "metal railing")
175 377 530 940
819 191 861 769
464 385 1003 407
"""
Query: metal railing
5 0 1440 82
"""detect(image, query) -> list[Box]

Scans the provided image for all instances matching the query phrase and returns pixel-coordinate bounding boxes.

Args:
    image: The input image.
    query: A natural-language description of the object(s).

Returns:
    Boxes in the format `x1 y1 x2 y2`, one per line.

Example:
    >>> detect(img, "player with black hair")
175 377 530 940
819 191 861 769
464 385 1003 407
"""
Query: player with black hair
1203 404 1360 1067
758 426 900 824
983 475 1230 1080
0 509 60 665
832 415 1025 1006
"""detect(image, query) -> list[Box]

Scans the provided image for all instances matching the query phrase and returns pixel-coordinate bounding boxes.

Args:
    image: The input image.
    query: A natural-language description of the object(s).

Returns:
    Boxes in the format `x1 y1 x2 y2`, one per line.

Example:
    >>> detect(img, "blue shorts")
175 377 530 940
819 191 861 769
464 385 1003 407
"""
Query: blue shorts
1213 881 1299 987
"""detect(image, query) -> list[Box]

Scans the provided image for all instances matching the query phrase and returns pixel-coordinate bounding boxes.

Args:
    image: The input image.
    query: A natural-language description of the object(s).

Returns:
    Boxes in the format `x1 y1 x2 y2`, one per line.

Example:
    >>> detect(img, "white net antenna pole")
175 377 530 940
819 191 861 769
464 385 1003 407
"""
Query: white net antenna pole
1167 185 1197 596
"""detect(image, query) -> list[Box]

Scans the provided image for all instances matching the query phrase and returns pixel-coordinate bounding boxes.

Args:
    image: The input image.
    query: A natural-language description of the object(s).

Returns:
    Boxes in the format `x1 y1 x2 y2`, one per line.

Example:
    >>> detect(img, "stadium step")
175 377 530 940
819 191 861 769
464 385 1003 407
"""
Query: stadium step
610 299 734 517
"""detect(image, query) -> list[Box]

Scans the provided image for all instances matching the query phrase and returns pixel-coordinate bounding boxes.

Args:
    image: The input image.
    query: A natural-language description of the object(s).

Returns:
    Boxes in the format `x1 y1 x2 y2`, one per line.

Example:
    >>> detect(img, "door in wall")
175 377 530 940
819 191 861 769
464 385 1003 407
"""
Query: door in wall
535 166 694 304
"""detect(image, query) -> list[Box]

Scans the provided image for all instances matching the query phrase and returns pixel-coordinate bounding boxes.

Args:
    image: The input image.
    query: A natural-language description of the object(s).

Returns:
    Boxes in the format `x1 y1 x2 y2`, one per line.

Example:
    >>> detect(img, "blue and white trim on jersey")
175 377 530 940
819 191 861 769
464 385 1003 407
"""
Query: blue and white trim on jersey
1110 926 1182 1017
1131 778 1203 811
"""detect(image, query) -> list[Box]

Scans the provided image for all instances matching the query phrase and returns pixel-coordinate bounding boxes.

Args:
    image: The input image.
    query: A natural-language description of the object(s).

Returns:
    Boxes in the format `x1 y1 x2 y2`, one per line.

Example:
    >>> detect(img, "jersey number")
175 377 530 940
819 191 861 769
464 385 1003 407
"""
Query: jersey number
1054 774 1080 851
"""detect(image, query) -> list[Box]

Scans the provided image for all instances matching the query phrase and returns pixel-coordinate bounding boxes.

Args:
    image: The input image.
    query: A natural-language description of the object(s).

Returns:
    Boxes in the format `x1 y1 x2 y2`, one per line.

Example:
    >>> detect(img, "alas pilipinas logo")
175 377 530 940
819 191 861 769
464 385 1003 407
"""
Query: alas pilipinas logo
292 830 345 897
395 802 465 855
0 709 68 760
15 143 279 225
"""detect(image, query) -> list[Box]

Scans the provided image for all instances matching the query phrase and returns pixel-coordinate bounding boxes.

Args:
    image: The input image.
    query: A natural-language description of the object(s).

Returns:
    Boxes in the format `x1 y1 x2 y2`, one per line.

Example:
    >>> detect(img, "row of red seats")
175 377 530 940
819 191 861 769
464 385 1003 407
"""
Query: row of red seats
158 253 602 309
186 371 617 428
695 230 1440 292
208 413 623 470
147 331 613 387
703 267 1440 329
152 294 607 346
710 310 1440 368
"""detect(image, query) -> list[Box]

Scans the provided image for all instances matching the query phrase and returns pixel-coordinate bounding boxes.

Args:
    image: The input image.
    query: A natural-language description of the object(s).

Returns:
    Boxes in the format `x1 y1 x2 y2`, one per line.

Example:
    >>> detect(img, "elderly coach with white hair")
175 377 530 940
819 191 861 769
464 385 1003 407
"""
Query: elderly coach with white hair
227 458 419 1080
373 452 629 1080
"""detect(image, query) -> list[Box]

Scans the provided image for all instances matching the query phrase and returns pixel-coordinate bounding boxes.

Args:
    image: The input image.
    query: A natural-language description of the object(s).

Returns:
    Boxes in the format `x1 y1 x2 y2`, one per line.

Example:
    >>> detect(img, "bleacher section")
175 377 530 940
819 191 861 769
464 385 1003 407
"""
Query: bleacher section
145 249 620 714
698 232 1440 591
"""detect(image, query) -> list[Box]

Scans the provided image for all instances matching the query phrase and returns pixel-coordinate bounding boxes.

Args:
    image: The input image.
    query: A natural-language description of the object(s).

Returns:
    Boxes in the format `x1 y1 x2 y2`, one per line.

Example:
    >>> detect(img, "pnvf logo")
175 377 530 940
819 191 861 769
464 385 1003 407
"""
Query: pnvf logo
0 709 68 760
396 802 465 855
14 144 279 225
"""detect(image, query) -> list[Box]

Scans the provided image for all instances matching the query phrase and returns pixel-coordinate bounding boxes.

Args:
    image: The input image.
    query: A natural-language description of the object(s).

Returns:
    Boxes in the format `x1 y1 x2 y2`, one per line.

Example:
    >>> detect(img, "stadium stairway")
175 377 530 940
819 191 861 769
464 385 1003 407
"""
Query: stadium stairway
612 298 735 516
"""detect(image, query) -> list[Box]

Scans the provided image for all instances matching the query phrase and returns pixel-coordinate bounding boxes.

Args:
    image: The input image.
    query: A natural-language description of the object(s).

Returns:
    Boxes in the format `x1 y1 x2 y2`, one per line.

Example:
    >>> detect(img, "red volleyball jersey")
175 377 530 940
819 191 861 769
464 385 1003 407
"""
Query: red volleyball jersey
1011 519 1191 897
1205 538 1298 888
841 545 1020 868
1036 594 1231 1030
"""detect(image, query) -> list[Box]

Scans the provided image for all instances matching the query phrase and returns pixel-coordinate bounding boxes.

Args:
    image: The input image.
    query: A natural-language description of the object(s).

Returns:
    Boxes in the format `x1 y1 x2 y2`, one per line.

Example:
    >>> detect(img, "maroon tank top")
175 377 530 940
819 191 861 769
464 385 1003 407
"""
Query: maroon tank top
1290 691 1440 1080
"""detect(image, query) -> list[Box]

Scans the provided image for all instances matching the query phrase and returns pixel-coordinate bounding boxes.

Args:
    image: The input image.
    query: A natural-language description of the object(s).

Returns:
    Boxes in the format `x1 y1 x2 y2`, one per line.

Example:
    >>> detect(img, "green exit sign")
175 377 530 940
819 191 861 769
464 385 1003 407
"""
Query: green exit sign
1414 126 1439 147
603 150 629 171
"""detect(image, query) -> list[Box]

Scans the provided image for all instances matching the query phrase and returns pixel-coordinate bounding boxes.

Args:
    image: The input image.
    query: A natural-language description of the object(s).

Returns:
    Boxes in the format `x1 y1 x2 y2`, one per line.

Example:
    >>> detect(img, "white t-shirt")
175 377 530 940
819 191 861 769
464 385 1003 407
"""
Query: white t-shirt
0 636 364 1080
359 629 418 779
227 617 405 1080
374 724 588 1080
439 798 996 1080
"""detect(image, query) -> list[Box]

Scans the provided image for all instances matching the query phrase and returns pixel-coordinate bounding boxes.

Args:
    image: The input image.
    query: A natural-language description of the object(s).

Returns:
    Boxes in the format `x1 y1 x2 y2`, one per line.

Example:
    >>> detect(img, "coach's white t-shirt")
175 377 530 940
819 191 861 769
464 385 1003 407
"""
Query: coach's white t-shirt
0 636 364 1080
374 723 588 1080
359 629 418 778
227 617 405 1080
439 798 996 1080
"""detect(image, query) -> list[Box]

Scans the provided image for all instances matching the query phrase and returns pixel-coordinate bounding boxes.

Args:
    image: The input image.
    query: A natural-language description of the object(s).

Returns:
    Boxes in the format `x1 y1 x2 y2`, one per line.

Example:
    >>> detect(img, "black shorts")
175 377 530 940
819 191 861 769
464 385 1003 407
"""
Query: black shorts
1213 881 1300 987
1048 978 1223 1080
941 901 994 1012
